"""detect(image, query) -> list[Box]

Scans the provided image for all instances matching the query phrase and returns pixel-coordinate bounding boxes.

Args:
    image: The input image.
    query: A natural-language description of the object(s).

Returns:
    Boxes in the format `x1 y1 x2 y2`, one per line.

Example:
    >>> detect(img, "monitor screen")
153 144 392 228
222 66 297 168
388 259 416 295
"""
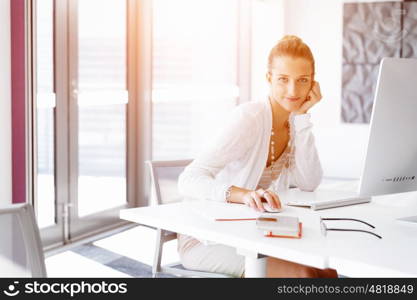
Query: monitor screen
358 58 417 198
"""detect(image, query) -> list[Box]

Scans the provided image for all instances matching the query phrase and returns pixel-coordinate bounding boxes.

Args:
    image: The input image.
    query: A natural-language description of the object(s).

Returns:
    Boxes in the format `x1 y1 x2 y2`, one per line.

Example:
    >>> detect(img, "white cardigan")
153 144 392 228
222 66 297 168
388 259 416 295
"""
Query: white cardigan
178 99 323 202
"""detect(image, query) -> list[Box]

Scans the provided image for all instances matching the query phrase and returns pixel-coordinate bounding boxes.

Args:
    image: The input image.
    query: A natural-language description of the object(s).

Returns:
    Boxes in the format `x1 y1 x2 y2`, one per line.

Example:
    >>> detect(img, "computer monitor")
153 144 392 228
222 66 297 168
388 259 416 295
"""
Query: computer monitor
357 57 417 224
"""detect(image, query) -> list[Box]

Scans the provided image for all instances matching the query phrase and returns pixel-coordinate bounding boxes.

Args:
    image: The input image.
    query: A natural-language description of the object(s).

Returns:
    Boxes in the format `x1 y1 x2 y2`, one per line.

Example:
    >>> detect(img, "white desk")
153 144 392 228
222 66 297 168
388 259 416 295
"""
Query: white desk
316 194 417 277
120 192 417 277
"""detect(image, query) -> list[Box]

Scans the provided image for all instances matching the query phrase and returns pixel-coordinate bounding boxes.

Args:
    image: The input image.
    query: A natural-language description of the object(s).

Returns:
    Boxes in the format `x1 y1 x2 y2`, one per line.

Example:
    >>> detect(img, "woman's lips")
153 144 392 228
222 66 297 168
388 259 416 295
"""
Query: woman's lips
285 97 300 102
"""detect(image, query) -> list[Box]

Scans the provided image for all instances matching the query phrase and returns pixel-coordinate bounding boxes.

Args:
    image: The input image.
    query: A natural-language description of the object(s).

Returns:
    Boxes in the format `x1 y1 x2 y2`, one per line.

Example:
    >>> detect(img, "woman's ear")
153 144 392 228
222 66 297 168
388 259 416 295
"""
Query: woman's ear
266 72 272 84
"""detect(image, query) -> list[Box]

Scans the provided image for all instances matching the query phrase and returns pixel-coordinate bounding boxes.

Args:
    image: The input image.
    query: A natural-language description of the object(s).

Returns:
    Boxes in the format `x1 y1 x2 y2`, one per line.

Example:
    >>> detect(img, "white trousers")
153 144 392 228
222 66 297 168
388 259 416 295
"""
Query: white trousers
179 241 245 278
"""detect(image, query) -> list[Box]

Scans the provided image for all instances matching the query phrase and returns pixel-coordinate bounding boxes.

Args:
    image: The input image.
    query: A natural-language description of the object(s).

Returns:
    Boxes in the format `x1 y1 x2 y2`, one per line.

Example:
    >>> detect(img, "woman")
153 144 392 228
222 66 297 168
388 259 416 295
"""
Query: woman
177 35 337 278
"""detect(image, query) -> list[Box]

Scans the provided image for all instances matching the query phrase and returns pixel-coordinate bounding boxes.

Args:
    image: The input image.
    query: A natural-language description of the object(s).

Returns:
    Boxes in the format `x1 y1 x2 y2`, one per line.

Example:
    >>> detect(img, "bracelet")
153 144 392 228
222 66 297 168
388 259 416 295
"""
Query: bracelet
225 186 233 203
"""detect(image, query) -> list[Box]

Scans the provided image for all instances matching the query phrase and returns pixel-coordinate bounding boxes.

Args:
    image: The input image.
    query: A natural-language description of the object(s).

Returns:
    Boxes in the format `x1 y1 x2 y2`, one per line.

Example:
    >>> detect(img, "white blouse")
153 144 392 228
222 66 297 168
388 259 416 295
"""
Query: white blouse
178 99 323 201
177 99 323 255
257 142 292 191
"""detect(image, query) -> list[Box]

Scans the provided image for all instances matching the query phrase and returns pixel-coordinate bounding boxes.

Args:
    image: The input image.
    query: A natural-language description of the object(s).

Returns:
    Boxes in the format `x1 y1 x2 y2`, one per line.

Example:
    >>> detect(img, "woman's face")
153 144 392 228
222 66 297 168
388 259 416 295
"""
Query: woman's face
266 56 313 112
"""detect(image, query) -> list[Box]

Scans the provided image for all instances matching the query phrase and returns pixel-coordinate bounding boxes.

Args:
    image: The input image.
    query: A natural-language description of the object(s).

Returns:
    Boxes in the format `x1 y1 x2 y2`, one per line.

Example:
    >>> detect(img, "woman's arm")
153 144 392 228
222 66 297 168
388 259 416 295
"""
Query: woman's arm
289 113 323 191
178 106 255 202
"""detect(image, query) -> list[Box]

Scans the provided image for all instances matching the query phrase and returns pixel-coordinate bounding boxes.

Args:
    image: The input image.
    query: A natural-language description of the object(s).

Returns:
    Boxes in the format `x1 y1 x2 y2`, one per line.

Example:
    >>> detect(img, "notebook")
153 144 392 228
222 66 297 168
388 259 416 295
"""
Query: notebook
256 215 302 238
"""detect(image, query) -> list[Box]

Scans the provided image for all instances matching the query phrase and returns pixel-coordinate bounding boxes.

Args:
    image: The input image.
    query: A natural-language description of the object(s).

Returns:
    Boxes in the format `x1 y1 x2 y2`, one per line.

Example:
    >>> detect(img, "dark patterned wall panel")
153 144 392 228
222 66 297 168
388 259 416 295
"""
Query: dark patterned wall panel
342 64 379 123
403 2 417 58
341 2 414 124
343 2 402 65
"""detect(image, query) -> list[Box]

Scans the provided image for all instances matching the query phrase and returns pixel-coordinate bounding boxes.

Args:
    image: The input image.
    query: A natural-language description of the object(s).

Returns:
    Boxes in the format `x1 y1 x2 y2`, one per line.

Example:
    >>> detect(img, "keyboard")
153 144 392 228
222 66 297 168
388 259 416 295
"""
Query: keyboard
287 196 371 210
279 187 371 210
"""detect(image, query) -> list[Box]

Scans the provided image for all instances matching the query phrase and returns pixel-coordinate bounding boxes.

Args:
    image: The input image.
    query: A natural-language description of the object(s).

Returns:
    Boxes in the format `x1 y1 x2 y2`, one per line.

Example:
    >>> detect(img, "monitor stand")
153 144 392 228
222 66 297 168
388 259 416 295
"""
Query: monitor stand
397 216 417 225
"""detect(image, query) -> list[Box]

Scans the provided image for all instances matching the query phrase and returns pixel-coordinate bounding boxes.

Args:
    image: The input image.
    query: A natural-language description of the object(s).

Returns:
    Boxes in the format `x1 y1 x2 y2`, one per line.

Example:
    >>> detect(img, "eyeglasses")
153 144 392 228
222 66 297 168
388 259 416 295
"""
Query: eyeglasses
320 217 382 239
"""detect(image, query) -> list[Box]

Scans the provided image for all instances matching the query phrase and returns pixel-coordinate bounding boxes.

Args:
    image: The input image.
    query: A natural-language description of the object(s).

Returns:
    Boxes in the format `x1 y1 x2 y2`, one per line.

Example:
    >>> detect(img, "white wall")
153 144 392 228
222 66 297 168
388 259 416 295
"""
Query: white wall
0 0 12 205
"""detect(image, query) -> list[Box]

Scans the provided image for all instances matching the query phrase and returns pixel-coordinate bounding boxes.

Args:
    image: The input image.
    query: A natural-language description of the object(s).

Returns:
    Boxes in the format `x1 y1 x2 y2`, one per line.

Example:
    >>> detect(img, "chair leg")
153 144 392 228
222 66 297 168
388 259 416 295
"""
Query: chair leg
152 228 164 278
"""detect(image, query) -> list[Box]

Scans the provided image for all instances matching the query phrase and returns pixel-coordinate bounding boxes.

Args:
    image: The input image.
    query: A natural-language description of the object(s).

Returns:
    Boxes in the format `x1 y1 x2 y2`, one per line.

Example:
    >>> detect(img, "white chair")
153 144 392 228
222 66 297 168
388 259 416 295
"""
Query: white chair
0 203 47 277
146 159 232 278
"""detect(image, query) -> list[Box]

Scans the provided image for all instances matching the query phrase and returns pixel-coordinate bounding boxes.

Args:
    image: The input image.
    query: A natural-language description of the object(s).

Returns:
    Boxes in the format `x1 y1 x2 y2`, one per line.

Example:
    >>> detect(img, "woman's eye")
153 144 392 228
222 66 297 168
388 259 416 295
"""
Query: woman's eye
278 77 288 83
299 78 309 83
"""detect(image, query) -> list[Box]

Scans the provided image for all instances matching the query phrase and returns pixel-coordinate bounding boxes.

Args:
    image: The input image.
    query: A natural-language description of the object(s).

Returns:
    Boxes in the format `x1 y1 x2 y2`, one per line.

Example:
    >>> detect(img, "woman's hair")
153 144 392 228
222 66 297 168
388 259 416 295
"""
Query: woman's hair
267 35 315 76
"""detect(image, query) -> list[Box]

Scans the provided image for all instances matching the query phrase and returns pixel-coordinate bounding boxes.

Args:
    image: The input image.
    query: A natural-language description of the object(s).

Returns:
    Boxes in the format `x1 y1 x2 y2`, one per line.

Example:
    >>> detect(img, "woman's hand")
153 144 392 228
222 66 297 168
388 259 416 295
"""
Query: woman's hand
294 81 322 115
242 188 282 212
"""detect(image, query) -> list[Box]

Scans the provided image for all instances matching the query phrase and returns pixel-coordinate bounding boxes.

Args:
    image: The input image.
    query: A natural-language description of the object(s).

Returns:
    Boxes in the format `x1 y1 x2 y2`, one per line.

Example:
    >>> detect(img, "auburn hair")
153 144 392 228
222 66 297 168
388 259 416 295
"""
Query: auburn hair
267 35 315 76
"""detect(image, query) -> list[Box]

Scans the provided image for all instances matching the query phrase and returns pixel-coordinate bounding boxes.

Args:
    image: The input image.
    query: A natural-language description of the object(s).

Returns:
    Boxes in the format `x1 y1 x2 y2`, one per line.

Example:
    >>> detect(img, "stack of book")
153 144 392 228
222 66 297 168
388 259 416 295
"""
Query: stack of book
256 215 302 238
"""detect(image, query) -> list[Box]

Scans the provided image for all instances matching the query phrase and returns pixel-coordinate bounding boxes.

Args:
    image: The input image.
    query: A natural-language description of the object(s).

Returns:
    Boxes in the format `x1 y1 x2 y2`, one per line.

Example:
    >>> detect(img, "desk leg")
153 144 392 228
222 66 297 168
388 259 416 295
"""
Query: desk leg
237 249 267 278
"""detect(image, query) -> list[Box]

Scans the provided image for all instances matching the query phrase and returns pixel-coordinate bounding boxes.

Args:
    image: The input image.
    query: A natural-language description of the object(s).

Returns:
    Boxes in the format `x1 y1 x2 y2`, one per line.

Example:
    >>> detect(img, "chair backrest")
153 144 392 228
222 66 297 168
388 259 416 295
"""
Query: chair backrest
146 159 192 205
0 203 47 277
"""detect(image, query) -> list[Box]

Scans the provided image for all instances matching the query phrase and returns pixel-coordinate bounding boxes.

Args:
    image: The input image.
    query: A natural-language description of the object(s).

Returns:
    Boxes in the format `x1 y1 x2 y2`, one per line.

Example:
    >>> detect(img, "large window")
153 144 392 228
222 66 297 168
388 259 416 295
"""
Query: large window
77 0 127 217
151 0 240 160
33 0 257 248
34 0 130 249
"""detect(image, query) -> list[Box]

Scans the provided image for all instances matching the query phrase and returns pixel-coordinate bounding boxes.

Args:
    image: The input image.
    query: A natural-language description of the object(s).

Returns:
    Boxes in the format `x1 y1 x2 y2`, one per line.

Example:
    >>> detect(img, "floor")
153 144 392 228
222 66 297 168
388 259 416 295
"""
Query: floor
45 225 179 278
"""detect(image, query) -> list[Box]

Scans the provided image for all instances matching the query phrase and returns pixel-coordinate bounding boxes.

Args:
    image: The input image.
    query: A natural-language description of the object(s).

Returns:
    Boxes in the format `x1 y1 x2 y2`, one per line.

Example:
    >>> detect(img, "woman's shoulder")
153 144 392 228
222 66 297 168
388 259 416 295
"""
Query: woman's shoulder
232 100 268 119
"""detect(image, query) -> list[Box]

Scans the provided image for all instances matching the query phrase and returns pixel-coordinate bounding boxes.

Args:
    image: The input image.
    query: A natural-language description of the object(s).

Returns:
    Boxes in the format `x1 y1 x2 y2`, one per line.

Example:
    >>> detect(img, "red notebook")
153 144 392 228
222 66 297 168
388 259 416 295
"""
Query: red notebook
264 222 302 239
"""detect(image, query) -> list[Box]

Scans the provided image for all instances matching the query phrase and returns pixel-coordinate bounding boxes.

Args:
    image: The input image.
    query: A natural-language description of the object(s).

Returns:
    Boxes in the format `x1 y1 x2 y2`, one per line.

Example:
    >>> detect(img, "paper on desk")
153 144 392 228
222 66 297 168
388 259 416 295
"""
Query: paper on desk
187 200 261 221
